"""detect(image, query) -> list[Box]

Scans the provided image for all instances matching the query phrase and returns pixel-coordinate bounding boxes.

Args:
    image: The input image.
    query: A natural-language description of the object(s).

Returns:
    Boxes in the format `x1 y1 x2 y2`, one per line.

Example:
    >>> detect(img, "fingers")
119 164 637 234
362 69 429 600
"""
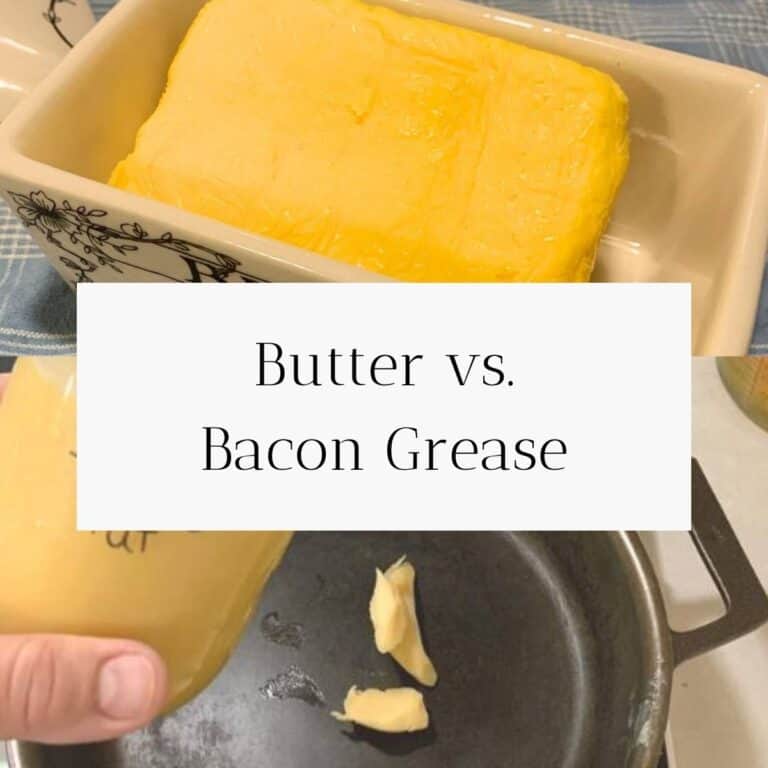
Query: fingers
0 635 168 744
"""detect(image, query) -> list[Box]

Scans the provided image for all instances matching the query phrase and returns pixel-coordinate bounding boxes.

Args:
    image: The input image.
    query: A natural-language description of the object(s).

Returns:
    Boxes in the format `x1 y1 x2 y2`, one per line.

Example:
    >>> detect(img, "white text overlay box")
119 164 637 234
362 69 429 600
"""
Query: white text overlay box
77 283 691 531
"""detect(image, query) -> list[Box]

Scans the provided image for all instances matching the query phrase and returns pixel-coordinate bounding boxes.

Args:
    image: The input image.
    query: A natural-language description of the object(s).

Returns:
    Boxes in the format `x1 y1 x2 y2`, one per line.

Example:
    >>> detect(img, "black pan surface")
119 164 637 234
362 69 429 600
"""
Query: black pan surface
18 532 654 768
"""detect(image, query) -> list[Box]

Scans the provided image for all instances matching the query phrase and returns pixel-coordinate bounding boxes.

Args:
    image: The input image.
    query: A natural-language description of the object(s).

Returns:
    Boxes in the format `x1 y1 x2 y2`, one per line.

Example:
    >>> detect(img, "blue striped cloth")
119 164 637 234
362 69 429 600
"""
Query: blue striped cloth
1 0 767 355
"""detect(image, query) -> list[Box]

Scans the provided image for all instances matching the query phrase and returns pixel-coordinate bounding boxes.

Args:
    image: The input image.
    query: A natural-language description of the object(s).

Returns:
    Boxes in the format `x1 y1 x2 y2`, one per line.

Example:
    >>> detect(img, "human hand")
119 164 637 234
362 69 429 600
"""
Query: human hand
0 373 169 743
0 636 168 743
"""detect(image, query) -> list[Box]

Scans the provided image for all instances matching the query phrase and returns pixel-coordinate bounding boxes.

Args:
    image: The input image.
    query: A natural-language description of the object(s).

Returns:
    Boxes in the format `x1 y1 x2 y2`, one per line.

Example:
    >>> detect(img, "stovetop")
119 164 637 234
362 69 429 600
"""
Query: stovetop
641 359 768 768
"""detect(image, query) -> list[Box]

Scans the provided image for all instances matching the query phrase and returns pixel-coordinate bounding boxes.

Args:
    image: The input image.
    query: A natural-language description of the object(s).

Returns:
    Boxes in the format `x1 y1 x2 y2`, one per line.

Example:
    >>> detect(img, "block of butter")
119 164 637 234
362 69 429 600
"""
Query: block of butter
111 0 629 282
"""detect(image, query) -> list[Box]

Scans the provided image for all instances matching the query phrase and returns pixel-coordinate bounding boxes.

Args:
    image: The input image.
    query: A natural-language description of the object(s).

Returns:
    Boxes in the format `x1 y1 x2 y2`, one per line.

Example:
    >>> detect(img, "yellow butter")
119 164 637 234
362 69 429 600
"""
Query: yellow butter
332 686 429 732
0 358 292 713
369 556 438 686
110 0 629 282
369 567 408 653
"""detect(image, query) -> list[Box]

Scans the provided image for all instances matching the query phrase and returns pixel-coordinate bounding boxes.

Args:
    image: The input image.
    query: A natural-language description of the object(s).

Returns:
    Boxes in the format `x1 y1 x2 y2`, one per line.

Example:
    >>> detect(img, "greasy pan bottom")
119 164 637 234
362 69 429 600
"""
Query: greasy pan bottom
12 532 661 768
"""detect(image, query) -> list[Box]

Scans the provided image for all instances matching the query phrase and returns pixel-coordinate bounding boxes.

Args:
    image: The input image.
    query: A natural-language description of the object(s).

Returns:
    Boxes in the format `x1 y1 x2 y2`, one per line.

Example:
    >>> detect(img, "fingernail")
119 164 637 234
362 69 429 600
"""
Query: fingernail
98 654 157 720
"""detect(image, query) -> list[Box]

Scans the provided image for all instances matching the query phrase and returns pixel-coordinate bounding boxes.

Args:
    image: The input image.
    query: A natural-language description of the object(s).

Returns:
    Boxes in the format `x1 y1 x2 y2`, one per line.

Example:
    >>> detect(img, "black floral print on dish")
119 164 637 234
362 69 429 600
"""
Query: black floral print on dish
8 190 268 284
44 0 76 48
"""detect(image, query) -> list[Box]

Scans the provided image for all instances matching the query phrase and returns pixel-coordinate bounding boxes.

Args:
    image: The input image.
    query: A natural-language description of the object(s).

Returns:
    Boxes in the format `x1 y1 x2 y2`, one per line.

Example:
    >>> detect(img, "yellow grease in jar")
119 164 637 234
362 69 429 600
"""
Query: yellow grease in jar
717 357 768 433
0 357 293 712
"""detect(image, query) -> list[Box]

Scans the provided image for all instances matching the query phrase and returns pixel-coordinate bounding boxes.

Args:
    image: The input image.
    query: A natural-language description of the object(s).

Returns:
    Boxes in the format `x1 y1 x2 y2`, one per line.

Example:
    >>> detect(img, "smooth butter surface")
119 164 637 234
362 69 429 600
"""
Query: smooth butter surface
110 0 629 281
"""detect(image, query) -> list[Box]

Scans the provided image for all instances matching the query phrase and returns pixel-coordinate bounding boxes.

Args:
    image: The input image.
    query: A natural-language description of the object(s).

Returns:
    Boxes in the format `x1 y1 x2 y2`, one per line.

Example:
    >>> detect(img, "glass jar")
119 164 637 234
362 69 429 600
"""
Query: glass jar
0 357 292 712
716 357 768 433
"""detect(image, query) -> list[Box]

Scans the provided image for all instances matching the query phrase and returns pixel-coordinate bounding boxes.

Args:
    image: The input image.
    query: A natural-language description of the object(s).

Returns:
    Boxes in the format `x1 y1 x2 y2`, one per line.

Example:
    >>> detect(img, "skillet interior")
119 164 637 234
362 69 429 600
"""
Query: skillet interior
12 532 667 768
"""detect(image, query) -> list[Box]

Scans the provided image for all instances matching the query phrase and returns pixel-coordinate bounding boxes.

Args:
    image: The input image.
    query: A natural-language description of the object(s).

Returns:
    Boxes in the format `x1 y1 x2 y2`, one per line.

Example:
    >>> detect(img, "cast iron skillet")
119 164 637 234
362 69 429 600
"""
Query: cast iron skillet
8 459 768 768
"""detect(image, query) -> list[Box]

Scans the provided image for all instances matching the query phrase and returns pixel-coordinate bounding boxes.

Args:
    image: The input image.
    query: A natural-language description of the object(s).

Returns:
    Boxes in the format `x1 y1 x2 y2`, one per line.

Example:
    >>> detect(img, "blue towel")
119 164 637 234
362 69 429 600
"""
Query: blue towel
1 0 767 355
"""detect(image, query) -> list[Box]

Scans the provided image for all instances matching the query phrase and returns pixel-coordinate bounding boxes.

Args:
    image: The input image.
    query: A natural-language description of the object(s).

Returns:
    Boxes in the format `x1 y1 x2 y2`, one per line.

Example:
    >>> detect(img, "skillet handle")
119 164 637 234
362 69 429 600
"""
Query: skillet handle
671 459 768 666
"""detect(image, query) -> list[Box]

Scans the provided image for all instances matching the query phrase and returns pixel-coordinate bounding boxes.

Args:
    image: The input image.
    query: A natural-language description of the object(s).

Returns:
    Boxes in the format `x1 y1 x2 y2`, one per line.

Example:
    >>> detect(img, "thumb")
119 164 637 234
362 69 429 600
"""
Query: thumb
0 635 168 744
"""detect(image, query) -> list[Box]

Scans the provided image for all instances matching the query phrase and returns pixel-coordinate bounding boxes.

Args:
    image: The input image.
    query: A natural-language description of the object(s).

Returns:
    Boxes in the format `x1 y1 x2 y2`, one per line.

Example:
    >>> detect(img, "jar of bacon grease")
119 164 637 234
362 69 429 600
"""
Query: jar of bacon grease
0 357 292 712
